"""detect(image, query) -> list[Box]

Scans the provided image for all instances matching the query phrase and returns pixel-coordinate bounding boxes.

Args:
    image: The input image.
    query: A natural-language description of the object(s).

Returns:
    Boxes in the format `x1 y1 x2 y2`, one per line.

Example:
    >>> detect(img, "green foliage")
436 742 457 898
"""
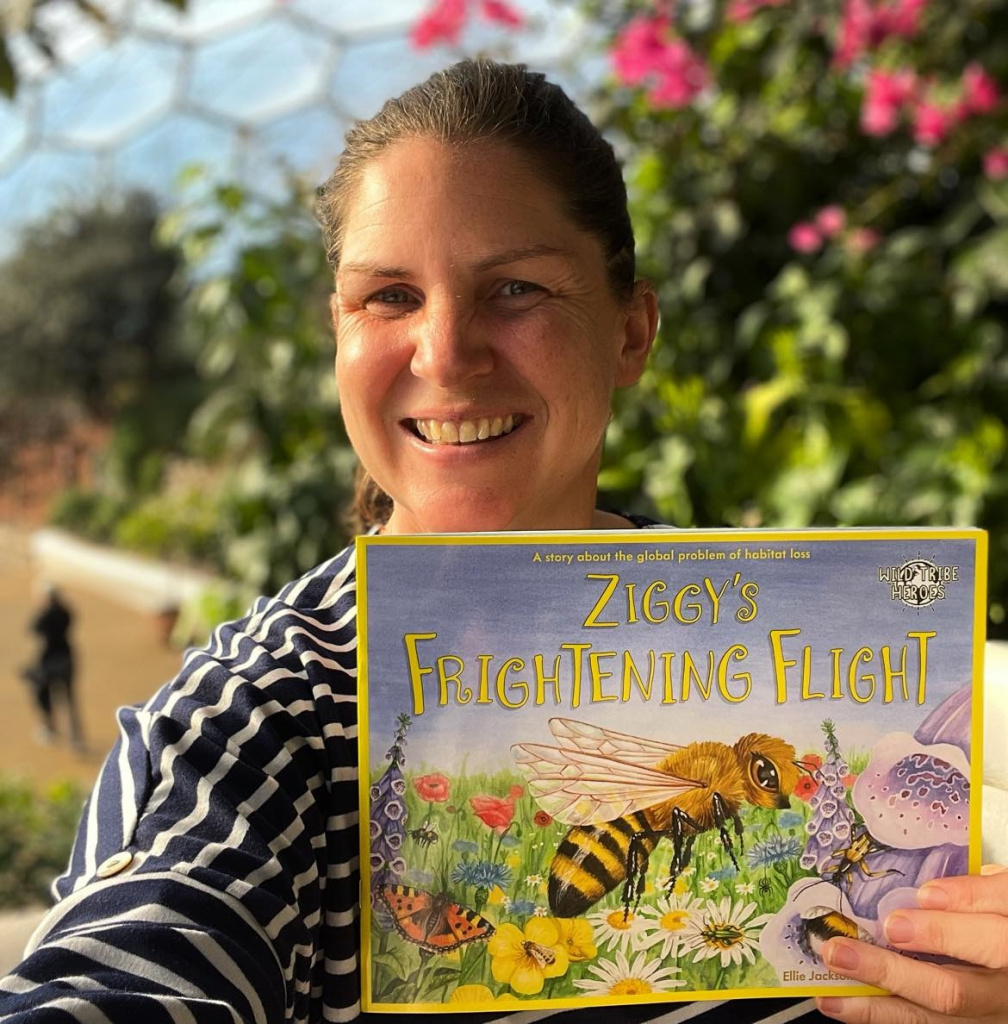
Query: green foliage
0 776 84 909
594 0 1008 637
0 191 187 419
156 175 356 591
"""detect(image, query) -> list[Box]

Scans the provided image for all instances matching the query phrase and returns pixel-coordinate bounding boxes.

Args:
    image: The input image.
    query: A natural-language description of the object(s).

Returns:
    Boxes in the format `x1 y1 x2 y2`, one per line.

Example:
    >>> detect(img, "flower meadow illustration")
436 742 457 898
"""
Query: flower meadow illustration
358 530 985 1009
365 688 975 1008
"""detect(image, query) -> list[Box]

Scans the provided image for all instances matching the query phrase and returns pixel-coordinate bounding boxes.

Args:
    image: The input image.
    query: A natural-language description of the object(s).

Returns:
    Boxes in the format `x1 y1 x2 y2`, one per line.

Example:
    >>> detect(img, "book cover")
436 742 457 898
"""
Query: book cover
357 528 987 1013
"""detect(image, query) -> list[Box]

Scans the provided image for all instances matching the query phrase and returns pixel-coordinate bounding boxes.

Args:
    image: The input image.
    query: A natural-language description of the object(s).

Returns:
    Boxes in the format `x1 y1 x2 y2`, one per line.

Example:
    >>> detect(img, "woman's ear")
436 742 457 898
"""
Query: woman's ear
614 279 659 388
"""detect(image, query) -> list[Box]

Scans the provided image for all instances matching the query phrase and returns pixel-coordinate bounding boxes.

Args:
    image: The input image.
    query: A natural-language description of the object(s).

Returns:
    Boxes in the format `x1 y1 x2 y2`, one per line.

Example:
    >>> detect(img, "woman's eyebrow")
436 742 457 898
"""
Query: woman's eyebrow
339 244 574 280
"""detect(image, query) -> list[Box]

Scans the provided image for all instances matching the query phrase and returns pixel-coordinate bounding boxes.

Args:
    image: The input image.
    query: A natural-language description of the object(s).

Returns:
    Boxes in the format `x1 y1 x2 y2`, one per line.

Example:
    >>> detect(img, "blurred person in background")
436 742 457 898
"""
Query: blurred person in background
0 59 1006 1024
20 584 83 752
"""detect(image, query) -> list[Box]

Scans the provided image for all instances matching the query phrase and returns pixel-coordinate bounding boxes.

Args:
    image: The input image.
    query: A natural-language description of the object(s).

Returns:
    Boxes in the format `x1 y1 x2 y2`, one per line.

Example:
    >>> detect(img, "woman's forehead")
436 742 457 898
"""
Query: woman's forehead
339 137 598 271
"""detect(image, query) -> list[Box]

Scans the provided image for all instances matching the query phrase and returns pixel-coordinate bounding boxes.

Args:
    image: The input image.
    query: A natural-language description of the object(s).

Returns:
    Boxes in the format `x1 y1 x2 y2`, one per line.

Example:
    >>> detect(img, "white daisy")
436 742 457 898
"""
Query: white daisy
525 873 543 887
680 865 696 877
735 882 755 896
533 905 549 917
681 896 773 969
634 892 705 959
574 950 685 996
587 906 648 954
699 876 719 893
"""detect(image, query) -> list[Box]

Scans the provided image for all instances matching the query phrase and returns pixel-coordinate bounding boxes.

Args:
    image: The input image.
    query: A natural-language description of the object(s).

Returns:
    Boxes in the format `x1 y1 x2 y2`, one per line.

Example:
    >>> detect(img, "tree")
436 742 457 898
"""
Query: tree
0 191 185 419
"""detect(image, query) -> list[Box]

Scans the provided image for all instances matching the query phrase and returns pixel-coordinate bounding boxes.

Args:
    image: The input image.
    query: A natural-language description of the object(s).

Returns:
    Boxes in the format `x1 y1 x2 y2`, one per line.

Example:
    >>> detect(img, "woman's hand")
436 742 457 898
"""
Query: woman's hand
815 865 1008 1022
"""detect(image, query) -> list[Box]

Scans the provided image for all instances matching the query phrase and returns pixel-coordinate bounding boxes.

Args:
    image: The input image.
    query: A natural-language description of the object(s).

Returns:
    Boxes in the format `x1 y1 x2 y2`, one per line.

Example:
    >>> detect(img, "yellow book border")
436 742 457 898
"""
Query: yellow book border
356 526 988 1013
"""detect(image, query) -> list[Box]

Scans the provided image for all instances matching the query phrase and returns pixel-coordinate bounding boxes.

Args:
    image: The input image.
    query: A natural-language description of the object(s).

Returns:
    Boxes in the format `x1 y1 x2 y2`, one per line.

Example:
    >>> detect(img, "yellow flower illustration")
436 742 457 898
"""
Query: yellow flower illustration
553 917 597 962
449 984 519 1006
505 852 521 869
487 885 508 906
488 918 569 995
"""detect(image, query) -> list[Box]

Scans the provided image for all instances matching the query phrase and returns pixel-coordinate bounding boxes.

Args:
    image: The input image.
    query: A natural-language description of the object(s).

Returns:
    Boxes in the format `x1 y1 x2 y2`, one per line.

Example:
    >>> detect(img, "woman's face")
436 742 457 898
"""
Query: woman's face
332 137 655 534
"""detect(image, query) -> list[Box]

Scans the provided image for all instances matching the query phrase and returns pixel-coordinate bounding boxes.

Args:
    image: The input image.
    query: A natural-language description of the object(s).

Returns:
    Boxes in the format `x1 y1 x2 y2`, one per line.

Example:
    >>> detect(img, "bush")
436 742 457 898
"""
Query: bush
0 776 84 909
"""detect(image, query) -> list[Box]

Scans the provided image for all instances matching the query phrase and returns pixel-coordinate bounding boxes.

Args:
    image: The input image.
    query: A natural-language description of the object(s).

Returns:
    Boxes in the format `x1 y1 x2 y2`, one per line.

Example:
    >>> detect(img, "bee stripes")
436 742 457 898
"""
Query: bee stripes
548 812 656 917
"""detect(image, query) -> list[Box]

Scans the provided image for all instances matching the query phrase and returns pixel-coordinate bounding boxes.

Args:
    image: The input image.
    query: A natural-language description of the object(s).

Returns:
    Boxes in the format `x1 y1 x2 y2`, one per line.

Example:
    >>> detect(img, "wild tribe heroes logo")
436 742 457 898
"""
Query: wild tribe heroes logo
878 556 959 608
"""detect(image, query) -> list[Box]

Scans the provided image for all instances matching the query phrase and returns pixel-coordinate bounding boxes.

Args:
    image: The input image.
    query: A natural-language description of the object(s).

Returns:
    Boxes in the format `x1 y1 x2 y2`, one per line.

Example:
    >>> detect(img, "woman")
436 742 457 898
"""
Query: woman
1 60 1005 1024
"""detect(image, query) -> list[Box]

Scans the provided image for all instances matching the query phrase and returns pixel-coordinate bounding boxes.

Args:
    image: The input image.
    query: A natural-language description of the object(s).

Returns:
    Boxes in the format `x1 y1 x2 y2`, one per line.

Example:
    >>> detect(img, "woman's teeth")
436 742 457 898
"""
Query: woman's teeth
414 415 517 445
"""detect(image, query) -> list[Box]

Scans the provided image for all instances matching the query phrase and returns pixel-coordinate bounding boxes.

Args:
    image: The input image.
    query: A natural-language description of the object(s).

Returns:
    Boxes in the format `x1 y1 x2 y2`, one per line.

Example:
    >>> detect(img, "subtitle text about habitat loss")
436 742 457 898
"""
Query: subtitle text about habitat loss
531 545 811 566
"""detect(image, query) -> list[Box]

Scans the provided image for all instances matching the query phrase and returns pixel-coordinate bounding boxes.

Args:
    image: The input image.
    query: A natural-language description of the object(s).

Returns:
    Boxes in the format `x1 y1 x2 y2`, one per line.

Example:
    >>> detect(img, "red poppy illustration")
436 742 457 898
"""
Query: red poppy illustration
470 794 516 831
842 772 858 788
509 783 525 799
533 809 553 828
414 773 451 803
800 752 823 771
793 775 820 802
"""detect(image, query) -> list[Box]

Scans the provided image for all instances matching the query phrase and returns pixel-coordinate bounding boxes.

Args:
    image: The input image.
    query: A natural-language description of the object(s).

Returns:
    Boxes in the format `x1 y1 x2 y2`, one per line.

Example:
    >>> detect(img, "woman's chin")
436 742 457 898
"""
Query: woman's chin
384 496 522 536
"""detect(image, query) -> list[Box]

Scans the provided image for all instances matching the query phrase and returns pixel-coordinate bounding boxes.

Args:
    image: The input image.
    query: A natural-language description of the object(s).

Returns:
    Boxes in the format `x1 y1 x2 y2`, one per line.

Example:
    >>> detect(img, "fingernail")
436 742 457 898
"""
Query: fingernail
885 912 914 944
981 863 1008 875
918 883 948 909
818 997 845 1018
826 940 859 971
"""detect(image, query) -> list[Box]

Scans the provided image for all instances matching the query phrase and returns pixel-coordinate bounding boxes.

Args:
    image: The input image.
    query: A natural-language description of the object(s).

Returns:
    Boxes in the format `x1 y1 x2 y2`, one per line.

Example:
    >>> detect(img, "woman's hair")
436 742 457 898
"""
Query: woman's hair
318 59 636 532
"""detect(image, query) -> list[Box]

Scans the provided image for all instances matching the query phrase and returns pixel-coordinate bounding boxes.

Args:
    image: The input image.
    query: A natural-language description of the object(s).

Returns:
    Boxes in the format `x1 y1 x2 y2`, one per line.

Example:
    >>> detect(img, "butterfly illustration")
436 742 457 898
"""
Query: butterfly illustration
380 884 495 953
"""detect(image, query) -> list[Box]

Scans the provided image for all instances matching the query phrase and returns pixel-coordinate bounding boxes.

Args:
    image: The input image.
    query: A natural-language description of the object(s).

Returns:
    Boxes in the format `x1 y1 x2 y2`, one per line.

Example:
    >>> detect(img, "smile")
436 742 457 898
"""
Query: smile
412 415 521 445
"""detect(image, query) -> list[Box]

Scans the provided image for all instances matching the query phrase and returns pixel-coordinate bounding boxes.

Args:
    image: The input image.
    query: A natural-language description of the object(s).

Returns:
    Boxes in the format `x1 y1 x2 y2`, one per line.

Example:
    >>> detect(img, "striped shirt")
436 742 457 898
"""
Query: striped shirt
0 535 827 1024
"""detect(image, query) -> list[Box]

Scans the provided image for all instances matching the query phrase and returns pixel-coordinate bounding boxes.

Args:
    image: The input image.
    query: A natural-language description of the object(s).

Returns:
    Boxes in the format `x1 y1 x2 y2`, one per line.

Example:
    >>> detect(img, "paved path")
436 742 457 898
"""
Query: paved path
0 524 184 791
0 523 184 972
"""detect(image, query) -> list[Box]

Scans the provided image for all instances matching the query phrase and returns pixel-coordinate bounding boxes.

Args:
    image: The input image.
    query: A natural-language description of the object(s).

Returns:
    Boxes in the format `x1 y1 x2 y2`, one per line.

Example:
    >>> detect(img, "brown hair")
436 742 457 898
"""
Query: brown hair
318 59 637 532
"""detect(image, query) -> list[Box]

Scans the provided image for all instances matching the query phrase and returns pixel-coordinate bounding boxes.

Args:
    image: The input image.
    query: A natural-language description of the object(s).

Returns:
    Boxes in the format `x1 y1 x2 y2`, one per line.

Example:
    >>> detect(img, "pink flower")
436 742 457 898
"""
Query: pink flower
834 0 928 68
611 16 709 109
984 147 1008 181
960 63 999 117
788 221 822 254
410 0 468 48
847 226 881 253
470 795 516 831
860 68 917 137
912 100 955 147
611 14 673 87
815 205 846 237
479 0 523 27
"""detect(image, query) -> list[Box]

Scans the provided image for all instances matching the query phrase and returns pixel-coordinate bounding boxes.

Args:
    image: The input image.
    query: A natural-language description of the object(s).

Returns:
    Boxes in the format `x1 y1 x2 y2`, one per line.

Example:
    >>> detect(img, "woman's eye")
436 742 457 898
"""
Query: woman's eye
368 288 413 306
499 280 540 297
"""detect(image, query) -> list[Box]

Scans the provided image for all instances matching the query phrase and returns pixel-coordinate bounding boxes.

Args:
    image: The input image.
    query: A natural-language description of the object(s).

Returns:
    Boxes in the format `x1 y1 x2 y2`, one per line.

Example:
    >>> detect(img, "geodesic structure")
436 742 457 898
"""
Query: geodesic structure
0 0 605 241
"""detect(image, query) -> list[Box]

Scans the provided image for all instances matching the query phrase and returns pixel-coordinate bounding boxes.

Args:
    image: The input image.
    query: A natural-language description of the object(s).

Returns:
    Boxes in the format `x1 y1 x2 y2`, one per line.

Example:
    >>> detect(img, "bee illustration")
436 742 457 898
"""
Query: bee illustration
790 880 874 963
408 819 440 848
823 828 904 892
512 718 804 917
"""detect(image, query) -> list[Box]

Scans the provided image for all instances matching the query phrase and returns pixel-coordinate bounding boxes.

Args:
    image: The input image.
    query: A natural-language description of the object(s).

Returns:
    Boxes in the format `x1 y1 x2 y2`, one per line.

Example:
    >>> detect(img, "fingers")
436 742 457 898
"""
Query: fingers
818 938 1000 1019
816 992 949 1023
880 909 1008 969
916 865 1008 916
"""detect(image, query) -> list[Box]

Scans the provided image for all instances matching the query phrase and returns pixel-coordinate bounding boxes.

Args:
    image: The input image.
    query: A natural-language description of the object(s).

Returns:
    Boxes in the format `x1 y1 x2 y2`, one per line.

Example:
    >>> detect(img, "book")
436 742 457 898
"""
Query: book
356 527 987 1013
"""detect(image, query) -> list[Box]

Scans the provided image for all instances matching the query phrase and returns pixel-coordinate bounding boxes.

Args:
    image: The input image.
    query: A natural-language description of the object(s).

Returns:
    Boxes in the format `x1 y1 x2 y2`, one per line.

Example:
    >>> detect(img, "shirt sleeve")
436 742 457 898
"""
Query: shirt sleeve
0 567 361 1024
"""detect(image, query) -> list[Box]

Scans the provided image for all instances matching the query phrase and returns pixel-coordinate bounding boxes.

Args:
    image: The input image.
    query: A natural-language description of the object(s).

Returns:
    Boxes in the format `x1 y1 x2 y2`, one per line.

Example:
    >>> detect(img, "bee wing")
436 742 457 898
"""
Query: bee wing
547 717 684 768
512 741 703 826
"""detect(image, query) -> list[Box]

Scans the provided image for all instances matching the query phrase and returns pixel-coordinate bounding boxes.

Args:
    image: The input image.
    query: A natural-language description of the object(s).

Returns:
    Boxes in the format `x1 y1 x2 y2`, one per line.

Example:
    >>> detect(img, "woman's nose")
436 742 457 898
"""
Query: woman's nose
409 297 494 386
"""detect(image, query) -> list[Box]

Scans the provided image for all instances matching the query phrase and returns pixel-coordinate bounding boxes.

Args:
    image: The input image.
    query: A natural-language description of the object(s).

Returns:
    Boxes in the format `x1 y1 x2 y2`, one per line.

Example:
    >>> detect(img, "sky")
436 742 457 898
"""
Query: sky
359 530 983 777
0 0 605 248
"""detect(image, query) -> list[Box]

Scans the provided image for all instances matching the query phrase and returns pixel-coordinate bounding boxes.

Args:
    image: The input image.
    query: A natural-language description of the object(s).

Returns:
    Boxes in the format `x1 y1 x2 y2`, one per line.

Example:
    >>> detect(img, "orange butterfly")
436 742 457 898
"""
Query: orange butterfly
380 884 495 953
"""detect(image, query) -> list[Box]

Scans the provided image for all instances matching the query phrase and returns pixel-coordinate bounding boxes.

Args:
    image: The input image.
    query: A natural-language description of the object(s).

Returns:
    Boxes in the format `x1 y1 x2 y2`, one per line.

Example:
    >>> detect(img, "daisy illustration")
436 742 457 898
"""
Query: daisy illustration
634 892 705 959
682 896 772 969
699 876 719 894
574 950 685 997
587 906 647 954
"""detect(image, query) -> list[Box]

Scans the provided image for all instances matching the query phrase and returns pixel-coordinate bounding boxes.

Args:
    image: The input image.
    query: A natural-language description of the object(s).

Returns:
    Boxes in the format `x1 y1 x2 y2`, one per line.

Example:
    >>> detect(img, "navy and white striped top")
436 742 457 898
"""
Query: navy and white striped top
0 537 827 1024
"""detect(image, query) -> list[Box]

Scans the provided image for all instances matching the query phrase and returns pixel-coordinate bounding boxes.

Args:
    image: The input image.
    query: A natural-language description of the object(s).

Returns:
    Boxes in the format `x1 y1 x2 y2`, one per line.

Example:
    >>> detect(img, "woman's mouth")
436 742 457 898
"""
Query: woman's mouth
411 414 521 445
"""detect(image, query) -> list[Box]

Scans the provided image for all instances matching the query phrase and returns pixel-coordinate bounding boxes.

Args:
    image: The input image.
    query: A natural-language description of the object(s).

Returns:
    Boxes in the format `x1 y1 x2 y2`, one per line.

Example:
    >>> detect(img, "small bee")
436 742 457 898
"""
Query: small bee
408 819 440 848
512 718 804 917
823 828 903 892
791 880 874 963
